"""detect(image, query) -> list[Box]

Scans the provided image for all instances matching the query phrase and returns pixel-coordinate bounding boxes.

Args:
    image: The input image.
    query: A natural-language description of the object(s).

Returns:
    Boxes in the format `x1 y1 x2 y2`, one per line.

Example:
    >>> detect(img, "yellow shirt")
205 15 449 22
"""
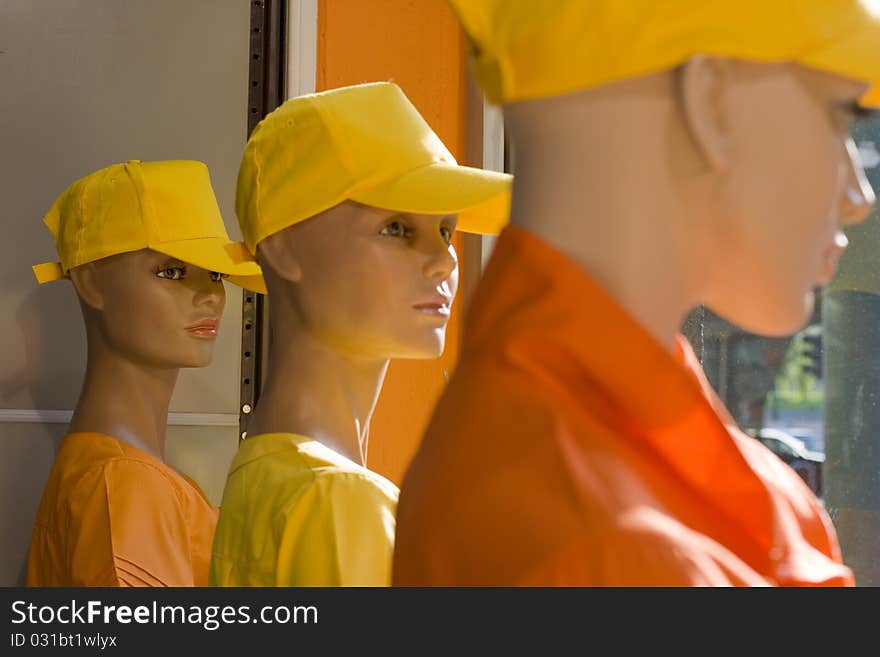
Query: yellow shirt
210 433 399 586
27 432 218 587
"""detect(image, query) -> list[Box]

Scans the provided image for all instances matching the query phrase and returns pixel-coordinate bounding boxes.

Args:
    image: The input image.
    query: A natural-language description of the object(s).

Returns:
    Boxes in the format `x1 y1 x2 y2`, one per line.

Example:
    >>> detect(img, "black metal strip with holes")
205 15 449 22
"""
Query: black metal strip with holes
240 0 286 440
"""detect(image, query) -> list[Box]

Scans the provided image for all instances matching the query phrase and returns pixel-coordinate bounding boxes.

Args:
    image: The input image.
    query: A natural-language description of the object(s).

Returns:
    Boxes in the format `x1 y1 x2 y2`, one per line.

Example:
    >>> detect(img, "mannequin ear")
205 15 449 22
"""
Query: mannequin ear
68 263 105 311
257 229 303 284
679 55 733 171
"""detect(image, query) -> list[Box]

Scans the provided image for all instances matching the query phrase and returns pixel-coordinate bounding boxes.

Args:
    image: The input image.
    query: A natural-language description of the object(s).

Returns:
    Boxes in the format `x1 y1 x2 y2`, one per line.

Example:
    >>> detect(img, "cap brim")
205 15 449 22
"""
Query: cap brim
861 83 880 108
800 17 880 108
152 237 267 294
350 163 512 235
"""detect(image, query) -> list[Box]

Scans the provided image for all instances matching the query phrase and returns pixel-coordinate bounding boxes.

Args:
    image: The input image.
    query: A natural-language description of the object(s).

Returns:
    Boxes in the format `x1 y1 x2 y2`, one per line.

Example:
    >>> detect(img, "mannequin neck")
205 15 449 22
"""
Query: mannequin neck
248 306 389 467
69 330 179 461
503 77 711 350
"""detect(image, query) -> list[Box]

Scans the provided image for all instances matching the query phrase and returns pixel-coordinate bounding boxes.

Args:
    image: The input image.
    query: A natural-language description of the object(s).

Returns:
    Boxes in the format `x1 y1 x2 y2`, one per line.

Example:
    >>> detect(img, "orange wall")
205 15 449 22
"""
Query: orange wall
317 0 468 485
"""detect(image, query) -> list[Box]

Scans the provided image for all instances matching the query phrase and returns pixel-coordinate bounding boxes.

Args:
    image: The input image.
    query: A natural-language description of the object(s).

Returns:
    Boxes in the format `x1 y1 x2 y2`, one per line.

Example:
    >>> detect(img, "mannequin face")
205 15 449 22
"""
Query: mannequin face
70 249 227 368
696 61 875 336
259 201 459 359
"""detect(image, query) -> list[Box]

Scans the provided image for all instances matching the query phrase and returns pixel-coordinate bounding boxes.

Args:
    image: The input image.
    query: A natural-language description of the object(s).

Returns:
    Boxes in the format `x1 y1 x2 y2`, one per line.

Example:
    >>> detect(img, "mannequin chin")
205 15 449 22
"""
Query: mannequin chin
258 200 459 362
70 249 227 369
504 58 874 346
704 283 821 339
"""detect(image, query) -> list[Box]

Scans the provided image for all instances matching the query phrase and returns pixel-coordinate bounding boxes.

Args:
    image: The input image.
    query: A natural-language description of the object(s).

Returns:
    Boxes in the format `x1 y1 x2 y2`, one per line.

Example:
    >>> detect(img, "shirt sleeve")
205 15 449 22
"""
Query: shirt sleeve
66 459 196 587
274 472 398 586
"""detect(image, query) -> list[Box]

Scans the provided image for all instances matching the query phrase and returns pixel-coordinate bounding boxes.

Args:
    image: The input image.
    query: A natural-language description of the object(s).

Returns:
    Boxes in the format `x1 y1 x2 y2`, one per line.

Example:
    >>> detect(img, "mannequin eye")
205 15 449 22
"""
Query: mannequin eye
210 272 229 283
380 219 411 239
156 265 186 280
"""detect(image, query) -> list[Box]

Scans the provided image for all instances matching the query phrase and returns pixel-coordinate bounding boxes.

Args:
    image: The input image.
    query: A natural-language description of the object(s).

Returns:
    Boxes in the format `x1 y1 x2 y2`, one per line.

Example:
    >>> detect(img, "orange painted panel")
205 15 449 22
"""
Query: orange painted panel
317 0 468 484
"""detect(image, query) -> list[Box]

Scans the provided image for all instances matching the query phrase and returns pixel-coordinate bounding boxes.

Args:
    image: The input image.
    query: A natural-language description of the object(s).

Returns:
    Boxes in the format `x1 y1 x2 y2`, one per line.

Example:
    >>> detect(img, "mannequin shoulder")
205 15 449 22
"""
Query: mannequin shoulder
72 456 191 508
271 465 399 529
309 465 400 509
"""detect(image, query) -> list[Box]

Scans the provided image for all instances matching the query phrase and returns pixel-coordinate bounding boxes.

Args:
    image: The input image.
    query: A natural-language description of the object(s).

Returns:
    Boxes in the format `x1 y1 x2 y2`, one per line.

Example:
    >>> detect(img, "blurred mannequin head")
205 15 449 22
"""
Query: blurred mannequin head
505 58 876 336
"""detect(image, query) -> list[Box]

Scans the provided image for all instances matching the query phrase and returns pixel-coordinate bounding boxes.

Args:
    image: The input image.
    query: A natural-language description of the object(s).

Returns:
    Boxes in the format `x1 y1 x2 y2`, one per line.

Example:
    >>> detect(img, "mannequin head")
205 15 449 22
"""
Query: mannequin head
448 0 880 339
33 160 264 371
504 58 875 336
257 201 459 360
690 61 874 335
69 249 227 369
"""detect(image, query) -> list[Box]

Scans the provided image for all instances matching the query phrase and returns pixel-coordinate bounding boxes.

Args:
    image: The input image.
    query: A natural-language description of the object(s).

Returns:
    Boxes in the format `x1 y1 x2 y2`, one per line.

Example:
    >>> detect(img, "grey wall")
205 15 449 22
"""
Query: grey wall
0 0 250 585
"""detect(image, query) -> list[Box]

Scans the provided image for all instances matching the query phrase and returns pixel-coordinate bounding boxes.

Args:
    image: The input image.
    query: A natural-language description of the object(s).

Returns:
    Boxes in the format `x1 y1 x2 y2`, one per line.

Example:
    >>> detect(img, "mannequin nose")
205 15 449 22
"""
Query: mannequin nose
191 271 227 311
423 243 458 282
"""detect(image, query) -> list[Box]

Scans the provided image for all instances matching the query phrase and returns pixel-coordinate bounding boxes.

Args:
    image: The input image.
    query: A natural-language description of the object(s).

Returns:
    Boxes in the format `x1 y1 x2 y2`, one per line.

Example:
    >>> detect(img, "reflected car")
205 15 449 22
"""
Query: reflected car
754 428 824 497
781 426 824 454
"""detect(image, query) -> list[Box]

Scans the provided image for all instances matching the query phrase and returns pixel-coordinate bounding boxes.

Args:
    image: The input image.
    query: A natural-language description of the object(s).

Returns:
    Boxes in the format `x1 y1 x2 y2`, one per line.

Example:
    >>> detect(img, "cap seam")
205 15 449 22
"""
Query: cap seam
150 235 225 245
72 176 92 271
311 95 358 180
347 159 450 200
121 162 150 254
75 244 144 265
134 162 157 244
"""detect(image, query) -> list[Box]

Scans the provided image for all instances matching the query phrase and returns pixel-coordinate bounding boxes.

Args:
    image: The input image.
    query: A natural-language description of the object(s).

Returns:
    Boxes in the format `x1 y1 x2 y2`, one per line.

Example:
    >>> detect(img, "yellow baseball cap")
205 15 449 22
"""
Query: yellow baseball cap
236 81 512 253
33 160 266 294
446 0 880 106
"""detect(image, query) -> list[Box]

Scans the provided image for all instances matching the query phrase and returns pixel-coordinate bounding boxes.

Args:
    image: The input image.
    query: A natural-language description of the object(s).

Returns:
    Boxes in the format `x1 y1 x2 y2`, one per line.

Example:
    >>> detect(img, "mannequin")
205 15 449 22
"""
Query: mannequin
27 160 264 587
209 82 511 586
394 1 880 585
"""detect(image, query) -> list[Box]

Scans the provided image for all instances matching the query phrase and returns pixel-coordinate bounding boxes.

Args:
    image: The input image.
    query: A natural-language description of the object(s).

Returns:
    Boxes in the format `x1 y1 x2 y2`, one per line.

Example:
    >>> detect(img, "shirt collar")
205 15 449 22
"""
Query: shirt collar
466 225 705 430
466 225 777 556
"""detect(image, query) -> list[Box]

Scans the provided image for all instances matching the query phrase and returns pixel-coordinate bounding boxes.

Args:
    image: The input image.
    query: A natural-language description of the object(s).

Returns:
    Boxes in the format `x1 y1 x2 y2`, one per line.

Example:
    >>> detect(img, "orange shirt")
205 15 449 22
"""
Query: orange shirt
27 432 218 587
393 226 853 586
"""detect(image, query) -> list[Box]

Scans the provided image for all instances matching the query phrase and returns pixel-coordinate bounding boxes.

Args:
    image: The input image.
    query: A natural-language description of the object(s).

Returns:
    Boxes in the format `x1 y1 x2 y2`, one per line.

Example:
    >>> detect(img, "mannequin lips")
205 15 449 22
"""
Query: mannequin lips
414 295 452 318
185 318 220 339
